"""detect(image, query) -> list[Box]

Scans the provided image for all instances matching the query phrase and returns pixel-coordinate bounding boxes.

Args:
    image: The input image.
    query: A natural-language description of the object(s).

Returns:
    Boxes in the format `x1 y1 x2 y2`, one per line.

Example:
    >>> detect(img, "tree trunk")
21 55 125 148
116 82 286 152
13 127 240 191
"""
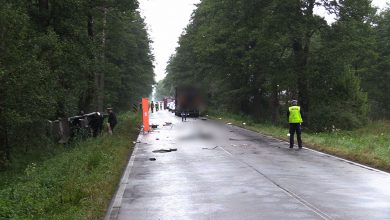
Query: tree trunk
293 40 310 124
39 0 49 28
5 127 10 161
292 0 315 125
81 13 95 112
0 126 4 167
0 88 6 166
95 7 107 112
0 123 10 167
88 14 94 38
271 81 280 123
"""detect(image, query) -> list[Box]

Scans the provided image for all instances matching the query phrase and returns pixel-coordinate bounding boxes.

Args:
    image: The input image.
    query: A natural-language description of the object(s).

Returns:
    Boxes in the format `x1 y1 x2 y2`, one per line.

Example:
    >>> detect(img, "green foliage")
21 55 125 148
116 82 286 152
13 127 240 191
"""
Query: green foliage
163 0 388 131
0 0 154 167
105 10 155 110
155 79 172 100
363 8 390 119
0 113 141 219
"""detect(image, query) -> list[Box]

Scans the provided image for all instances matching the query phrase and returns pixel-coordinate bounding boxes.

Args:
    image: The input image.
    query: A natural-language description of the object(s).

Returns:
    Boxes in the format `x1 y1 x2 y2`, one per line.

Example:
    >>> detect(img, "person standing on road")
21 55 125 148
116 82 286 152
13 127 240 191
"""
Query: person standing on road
150 101 154 113
181 108 187 122
107 107 117 135
287 100 303 149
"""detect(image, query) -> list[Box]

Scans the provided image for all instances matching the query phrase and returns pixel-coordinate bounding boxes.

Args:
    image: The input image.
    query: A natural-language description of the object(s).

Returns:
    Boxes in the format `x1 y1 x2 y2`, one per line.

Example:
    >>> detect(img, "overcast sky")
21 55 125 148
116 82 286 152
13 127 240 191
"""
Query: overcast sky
139 0 389 82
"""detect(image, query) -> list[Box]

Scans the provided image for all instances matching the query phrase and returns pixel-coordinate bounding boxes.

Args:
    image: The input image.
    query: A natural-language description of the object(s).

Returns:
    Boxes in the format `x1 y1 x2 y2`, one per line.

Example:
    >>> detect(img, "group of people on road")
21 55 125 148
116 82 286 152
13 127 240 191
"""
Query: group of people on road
150 101 164 113
149 101 188 122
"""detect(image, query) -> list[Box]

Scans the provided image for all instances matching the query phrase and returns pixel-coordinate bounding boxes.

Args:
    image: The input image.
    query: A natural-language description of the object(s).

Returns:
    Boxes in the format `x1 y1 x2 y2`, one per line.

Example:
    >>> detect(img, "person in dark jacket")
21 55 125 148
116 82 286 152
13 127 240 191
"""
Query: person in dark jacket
287 100 303 149
107 108 117 134
89 112 104 137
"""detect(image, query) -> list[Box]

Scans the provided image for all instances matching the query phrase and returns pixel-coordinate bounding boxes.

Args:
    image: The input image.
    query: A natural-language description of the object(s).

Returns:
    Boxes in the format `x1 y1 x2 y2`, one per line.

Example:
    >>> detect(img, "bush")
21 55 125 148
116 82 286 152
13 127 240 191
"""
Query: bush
309 105 366 131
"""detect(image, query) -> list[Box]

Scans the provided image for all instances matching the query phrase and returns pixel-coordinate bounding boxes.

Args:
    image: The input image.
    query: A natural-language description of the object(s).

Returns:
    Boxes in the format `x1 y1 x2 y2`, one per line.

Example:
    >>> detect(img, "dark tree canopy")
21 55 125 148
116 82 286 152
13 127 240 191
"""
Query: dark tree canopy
0 0 155 166
161 0 389 131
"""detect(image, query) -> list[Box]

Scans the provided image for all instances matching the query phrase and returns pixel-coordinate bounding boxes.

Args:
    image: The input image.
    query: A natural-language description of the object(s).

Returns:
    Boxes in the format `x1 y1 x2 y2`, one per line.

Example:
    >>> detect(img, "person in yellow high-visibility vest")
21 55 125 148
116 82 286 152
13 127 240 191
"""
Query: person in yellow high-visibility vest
287 100 303 149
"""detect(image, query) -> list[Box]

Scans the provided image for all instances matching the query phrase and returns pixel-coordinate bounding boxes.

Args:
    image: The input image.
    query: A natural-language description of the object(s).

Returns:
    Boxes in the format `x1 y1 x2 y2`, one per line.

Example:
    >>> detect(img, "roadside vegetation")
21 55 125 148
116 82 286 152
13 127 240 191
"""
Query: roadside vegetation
159 0 390 131
0 0 154 168
209 109 390 172
0 113 140 219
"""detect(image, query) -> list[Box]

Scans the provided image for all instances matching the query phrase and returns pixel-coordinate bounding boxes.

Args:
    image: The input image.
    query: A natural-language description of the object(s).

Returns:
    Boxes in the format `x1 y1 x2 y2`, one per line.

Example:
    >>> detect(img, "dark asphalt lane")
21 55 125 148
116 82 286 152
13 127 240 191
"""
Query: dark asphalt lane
106 110 390 220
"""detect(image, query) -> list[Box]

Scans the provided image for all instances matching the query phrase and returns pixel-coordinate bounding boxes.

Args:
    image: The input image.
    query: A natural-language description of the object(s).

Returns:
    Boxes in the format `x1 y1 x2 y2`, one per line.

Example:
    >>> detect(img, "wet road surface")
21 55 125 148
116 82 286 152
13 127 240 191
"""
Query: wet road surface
106 110 390 220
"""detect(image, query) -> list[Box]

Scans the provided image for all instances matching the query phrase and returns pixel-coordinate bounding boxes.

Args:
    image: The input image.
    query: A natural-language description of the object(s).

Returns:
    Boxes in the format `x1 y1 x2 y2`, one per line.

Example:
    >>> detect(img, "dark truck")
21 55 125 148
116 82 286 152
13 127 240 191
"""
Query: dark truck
175 86 203 117
163 96 174 110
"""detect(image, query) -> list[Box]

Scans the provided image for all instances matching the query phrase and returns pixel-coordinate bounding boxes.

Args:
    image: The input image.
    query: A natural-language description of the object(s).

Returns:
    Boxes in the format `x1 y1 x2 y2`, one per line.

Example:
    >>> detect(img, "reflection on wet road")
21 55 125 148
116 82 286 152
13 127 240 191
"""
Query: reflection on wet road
106 110 390 220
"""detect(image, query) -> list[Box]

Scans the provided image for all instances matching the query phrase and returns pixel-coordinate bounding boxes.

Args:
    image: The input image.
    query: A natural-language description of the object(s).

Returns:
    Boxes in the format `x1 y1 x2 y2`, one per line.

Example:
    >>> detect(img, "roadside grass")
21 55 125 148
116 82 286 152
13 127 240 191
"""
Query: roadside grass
208 109 390 172
0 112 141 219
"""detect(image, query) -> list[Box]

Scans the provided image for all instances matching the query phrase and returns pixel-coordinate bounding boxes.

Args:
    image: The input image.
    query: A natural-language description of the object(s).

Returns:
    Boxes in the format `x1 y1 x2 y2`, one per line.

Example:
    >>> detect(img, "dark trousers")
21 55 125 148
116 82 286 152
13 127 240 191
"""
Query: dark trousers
289 123 302 148
110 123 116 131
181 112 187 121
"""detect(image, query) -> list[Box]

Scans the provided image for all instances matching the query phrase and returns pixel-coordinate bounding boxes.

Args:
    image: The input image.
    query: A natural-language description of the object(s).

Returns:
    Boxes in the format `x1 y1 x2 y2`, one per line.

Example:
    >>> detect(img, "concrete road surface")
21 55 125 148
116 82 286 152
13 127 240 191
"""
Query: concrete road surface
106 110 390 220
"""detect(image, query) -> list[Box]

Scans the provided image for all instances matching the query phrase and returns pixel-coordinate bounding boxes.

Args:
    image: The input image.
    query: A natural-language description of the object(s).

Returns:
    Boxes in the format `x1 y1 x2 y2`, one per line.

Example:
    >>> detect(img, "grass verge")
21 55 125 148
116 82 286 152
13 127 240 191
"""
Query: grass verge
208 109 390 173
0 112 141 219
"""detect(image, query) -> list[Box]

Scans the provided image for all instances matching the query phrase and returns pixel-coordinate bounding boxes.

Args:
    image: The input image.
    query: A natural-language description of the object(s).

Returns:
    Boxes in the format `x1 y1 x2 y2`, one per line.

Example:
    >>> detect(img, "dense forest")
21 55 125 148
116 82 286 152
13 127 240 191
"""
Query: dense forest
0 0 154 167
159 0 390 131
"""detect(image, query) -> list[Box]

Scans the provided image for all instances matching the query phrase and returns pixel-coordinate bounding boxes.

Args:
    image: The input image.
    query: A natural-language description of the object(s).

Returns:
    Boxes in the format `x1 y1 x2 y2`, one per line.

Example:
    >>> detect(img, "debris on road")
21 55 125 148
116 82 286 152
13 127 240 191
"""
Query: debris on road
108 111 390 220
202 146 219 150
151 124 158 129
163 122 173 126
152 148 178 153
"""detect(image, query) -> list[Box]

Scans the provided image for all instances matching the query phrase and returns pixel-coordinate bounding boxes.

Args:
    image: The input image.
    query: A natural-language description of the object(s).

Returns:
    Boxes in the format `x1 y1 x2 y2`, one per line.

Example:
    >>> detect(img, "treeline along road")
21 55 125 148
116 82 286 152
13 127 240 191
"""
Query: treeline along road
158 0 390 131
0 0 154 167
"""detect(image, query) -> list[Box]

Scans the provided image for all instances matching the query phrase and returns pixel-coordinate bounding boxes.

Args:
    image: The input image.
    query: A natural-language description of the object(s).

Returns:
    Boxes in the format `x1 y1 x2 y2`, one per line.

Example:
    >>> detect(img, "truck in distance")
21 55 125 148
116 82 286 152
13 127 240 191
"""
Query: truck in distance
175 86 204 117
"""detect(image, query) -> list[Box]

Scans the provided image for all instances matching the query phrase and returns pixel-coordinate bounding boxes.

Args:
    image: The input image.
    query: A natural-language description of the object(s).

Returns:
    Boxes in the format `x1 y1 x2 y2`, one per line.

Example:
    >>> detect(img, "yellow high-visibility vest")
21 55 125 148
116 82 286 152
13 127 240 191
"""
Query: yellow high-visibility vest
289 106 303 123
